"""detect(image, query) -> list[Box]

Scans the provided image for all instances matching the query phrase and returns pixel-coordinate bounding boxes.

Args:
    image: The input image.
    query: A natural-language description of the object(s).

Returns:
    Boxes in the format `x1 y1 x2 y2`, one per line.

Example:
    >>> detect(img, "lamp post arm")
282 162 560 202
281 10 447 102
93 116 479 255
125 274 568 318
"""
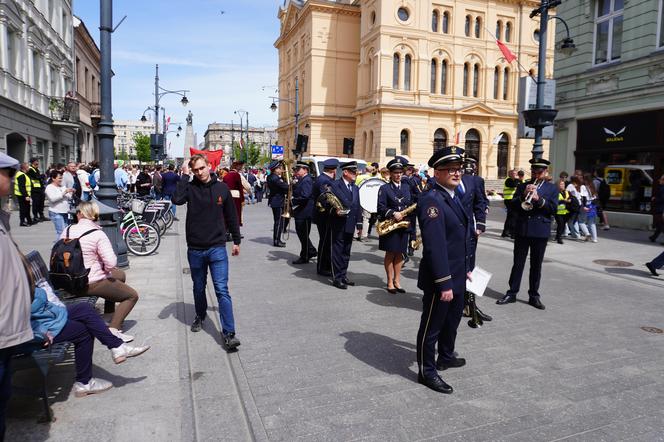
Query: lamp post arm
549 15 571 40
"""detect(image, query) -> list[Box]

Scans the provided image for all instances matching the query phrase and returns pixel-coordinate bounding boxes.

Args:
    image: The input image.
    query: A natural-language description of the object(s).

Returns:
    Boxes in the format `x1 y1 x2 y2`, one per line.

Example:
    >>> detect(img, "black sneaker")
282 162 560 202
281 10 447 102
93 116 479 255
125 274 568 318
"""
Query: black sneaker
190 316 204 332
224 333 241 350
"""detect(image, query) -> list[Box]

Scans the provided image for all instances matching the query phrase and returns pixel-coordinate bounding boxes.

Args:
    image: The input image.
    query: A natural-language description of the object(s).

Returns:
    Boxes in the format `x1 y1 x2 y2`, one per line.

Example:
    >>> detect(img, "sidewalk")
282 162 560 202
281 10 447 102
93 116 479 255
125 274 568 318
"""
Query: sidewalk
6 202 664 441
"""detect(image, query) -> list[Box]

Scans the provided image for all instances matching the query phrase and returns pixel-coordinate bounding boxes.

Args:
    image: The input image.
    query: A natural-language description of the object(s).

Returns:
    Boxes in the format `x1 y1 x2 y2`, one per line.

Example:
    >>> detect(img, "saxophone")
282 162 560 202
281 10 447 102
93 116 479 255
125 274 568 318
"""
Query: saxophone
376 203 417 236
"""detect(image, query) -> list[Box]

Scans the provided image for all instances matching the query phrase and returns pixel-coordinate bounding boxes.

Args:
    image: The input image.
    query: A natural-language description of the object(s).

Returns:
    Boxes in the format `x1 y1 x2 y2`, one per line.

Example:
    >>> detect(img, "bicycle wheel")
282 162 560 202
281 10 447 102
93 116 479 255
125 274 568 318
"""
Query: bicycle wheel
163 210 174 229
153 217 167 236
124 223 161 256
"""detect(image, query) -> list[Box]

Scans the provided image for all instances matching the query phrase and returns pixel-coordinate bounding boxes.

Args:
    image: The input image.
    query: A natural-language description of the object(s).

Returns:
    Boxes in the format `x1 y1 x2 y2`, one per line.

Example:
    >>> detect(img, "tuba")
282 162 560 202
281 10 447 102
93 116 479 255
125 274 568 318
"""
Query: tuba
316 189 349 216
376 203 417 236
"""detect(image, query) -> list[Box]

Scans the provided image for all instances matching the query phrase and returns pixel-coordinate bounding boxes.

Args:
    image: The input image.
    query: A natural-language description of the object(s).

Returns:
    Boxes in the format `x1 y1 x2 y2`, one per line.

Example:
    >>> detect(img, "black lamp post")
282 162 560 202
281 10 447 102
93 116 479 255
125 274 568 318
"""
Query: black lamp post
269 77 300 160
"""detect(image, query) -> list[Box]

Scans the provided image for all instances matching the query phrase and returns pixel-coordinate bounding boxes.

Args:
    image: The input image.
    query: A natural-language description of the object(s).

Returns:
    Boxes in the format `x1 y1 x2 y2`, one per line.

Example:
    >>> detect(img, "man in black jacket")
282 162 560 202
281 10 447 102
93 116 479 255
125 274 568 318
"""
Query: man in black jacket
267 160 290 247
27 157 46 221
174 154 242 350
291 161 317 264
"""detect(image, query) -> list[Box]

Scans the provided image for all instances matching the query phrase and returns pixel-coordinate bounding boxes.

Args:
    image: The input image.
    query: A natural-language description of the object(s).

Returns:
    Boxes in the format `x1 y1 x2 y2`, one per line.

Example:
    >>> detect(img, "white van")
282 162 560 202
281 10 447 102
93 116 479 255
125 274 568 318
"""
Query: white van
300 155 367 178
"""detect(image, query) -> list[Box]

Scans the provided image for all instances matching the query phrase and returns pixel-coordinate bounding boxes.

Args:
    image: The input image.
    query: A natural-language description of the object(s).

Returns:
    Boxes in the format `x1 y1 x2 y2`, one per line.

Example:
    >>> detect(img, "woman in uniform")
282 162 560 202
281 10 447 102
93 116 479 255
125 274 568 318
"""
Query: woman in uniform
377 157 412 293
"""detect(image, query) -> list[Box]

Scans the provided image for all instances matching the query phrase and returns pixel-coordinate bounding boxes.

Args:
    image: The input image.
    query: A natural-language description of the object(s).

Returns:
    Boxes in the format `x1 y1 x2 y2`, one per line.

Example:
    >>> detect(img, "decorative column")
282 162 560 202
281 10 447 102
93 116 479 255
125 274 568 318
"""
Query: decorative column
0 18 8 71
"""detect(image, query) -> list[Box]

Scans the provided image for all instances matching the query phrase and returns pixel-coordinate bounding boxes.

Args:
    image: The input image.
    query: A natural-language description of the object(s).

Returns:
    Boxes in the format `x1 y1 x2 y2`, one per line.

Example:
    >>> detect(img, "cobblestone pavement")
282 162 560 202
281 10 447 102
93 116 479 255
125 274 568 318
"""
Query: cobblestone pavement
6 202 664 441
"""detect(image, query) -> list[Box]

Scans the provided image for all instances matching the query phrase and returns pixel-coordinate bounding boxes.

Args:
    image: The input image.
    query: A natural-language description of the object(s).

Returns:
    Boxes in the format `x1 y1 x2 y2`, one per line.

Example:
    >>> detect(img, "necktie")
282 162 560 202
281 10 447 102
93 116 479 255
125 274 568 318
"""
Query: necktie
347 183 352 193
458 181 465 196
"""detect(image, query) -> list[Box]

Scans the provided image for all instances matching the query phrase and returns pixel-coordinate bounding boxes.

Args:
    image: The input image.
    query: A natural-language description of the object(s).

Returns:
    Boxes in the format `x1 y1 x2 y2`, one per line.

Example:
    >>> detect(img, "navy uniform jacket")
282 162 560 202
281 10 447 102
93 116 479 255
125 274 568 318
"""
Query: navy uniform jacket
267 173 289 208
402 175 422 202
417 185 473 295
312 173 334 224
458 174 488 233
377 181 412 220
509 179 558 238
292 174 315 219
329 178 362 234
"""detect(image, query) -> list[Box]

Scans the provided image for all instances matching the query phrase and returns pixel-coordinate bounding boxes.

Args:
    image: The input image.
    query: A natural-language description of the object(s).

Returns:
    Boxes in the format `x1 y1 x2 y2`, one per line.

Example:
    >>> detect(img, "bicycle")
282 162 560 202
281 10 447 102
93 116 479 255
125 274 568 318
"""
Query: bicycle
118 196 161 256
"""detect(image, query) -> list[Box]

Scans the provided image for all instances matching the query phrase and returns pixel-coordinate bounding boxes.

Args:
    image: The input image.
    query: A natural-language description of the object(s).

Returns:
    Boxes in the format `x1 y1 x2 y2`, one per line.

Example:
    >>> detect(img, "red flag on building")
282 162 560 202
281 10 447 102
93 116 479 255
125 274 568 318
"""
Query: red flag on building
496 40 516 63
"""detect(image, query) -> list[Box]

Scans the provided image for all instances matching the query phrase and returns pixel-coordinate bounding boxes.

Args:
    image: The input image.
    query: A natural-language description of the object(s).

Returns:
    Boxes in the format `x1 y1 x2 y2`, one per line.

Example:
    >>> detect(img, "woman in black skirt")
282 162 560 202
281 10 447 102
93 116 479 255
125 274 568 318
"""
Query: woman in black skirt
377 157 413 293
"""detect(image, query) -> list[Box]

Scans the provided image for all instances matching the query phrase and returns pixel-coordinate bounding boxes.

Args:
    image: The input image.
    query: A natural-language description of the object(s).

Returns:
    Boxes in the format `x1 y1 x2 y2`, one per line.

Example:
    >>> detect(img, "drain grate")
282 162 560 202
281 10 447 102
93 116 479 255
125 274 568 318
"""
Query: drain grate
182 267 190 274
593 259 633 267
641 326 663 334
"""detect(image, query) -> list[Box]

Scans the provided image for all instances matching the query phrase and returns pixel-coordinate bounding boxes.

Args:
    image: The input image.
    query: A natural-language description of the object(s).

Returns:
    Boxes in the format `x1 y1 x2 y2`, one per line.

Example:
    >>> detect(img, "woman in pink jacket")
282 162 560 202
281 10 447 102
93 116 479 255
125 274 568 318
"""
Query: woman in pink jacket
62 201 139 343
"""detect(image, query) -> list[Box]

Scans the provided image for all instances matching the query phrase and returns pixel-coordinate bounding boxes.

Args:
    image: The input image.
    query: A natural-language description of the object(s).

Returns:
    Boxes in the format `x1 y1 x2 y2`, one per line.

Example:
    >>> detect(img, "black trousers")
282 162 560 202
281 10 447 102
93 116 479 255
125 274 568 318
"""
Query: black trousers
502 200 515 236
416 286 464 378
331 229 353 283
255 188 263 203
316 220 331 274
16 196 32 224
507 236 548 299
271 207 286 243
555 214 569 240
31 190 45 219
295 218 316 260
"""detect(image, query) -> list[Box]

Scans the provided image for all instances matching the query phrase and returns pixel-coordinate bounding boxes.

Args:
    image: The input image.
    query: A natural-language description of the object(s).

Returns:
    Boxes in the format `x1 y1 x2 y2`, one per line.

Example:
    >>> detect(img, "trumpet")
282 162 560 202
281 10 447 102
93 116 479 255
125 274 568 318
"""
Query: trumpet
521 179 544 211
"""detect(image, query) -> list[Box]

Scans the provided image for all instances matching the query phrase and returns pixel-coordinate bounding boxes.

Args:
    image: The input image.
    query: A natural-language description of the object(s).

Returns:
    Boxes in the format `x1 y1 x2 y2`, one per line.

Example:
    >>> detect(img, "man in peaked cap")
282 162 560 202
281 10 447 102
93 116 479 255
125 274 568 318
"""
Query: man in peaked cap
291 161 317 264
267 160 290 247
415 146 473 394
496 157 557 310
313 158 339 276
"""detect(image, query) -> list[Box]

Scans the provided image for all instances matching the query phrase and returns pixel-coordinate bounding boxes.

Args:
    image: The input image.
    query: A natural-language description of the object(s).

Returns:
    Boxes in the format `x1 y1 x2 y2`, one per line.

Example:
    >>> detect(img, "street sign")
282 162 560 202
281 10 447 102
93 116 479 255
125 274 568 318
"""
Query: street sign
517 77 555 139
271 145 284 159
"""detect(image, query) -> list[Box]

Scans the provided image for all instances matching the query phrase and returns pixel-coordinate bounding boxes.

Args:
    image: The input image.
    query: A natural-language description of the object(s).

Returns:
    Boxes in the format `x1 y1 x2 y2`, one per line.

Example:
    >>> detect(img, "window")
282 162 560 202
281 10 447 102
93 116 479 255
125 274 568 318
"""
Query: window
493 67 500 99
465 15 471 36
594 0 623 64
371 11 376 25
473 64 480 97
6 29 17 75
433 128 447 152
33 52 41 90
442 12 450 34
496 21 503 41
497 133 509 178
475 17 481 38
400 129 409 155
50 66 57 96
430 59 437 93
393 53 400 89
463 63 469 96
505 22 512 42
404 54 412 90
368 57 374 90
441 60 448 94
465 129 481 167
398 7 409 22
432 10 439 32
503 67 510 100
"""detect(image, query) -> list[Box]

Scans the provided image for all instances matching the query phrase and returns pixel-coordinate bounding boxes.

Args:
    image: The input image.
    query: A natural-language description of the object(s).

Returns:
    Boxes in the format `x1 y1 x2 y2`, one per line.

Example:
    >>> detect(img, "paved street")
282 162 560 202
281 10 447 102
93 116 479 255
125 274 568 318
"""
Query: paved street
6 202 664 442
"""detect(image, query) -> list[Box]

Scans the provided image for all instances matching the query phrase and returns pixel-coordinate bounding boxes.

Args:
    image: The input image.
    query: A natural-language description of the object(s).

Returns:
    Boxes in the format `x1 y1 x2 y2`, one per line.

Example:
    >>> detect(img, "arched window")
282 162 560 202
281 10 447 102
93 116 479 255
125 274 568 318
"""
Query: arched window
503 67 510 100
400 129 409 156
393 53 400 89
430 59 437 93
465 129 481 170
404 54 412 90
497 133 509 178
496 21 503 41
475 17 481 38
441 60 448 94
368 57 374 90
362 131 367 158
442 11 450 34
493 67 500 99
433 128 447 152
432 10 439 32
465 15 471 36
369 130 375 156
463 63 469 96
505 22 512 42
473 63 480 97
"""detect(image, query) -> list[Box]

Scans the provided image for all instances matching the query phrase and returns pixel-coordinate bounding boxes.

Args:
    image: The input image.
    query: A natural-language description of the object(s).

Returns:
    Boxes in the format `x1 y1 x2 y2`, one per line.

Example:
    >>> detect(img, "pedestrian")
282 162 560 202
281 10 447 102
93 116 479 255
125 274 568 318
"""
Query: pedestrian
646 251 664 277
416 146 473 394
0 153 34 440
152 165 163 199
222 161 246 226
566 176 585 239
76 164 92 202
313 159 338 276
246 169 257 204
592 168 611 230
62 161 77 190
27 157 47 221
254 169 265 203
45 170 75 242
135 166 152 196
14 162 33 226
291 161 317 264
161 164 180 219
649 174 664 242
267 160 290 248
501 169 519 238
497 158 558 310
114 161 129 191
555 179 572 244
173 154 242 350
582 173 599 242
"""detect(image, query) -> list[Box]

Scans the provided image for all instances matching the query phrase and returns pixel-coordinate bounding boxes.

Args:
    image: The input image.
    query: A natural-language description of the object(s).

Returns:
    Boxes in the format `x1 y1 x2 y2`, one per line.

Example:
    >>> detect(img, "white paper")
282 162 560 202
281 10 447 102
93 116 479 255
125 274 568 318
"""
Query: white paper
467 266 492 297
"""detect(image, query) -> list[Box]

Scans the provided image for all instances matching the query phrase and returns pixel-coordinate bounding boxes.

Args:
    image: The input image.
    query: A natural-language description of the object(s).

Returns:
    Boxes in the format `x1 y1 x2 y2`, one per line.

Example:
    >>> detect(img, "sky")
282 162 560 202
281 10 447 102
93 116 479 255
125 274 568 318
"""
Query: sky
73 0 283 157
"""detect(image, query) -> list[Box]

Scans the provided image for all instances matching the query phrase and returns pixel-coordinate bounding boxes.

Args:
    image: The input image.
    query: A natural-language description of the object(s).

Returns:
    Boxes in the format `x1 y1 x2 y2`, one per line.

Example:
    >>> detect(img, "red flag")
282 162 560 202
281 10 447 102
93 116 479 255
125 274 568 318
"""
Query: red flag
496 40 516 63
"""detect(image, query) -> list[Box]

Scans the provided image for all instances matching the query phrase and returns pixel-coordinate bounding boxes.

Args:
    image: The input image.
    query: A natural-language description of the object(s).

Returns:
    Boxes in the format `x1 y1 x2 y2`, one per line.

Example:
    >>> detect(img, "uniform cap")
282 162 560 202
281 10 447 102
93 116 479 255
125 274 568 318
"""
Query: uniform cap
295 161 310 169
529 158 551 168
340 160 358 170
0 152 20 170
322 158 340 169
268 160 281 170
428 146 465 168
386 157 406 171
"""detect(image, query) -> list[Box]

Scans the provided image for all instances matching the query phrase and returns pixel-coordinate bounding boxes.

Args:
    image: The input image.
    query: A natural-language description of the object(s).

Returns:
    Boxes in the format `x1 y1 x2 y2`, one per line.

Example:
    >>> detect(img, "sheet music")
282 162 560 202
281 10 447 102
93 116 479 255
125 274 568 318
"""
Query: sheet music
467 266 492 297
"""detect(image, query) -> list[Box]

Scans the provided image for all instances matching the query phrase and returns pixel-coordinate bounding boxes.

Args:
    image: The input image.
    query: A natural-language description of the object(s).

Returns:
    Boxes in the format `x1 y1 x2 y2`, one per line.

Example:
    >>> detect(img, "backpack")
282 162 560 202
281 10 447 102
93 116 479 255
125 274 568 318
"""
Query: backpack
597 178 610 202
49 226 97 294
89 169 99 189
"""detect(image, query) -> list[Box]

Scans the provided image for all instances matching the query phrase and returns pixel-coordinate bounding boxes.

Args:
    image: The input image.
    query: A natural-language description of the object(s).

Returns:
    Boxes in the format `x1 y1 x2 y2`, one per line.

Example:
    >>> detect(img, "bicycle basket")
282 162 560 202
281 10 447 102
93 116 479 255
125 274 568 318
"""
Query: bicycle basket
131 199 146 214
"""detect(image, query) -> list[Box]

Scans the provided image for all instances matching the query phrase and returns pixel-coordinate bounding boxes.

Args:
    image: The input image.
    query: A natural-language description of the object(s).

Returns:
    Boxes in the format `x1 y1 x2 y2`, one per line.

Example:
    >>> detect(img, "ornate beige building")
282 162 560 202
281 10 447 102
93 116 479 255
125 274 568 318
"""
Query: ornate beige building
275 0 555 178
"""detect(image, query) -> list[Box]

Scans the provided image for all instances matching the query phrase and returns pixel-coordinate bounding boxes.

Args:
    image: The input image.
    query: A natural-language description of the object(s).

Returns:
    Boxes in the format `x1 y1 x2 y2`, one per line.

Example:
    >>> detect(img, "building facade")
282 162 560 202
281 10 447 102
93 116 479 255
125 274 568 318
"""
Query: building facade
113 119 153 158
1 0 77 166
551 0 664 227
204 122 278 155
73 15 100 163
275 0 554 178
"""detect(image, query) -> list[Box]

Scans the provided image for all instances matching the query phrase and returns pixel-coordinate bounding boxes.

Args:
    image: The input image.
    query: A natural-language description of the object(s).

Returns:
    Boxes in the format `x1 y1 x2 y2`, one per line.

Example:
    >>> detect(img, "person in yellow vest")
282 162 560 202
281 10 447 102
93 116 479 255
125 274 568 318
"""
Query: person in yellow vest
27 157 47 222
13 163 33 226
555 179 572 244
501 169 519 238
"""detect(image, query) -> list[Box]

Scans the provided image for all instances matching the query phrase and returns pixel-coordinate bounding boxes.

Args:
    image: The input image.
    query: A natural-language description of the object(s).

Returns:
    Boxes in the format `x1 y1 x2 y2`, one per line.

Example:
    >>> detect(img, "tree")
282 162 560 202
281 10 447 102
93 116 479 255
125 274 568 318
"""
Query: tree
134 133 151 163
115 150 129 162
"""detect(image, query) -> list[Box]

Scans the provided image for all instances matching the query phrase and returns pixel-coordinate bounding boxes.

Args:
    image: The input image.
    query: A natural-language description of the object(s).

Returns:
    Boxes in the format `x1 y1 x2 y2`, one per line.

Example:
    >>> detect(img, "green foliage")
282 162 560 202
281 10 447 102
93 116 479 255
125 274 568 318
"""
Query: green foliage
134 133 151 163
115 150 129 162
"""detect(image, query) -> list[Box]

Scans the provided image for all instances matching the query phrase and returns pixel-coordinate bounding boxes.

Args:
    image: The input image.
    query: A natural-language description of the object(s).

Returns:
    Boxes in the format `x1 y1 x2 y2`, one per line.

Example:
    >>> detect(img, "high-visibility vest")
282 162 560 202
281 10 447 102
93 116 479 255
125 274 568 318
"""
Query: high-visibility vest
28 167 42 188
503 178 517 200
14 171 31 196
557 191 569 215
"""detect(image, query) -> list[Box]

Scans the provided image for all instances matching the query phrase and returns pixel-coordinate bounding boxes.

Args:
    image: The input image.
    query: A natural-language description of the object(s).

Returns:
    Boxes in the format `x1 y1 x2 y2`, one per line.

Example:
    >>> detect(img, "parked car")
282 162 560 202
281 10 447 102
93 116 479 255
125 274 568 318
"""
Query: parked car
605 164 654 212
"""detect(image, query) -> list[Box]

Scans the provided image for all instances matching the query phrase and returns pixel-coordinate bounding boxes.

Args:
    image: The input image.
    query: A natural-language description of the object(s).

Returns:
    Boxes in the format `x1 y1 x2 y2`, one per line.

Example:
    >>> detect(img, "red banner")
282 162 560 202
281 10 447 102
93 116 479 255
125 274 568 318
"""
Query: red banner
189 148 223 170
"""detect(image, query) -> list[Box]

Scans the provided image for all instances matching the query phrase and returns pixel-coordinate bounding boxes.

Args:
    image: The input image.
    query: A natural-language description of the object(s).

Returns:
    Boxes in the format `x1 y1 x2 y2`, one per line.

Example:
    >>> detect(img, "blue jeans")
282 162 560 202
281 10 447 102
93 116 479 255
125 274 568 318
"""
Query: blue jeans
164 194 176 216
650 250 664 269
187 246 235 335
49 210 68 242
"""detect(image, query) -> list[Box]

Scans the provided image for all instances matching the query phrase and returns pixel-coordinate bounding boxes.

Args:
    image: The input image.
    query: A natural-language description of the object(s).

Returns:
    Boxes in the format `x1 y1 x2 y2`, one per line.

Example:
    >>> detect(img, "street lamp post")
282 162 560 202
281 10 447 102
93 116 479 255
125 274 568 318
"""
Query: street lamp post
234 109 248 162
269 76 300 159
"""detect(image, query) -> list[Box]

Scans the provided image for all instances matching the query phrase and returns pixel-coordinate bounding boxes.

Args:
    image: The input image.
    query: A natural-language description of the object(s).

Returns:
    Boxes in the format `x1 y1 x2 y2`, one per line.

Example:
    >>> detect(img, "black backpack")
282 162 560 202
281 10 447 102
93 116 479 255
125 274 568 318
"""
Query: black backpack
49 226 97 294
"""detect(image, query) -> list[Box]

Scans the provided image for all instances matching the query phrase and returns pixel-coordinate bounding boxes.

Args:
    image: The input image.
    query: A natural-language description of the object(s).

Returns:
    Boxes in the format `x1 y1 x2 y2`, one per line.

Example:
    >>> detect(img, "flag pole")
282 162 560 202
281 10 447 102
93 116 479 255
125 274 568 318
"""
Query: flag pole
485 27 537 84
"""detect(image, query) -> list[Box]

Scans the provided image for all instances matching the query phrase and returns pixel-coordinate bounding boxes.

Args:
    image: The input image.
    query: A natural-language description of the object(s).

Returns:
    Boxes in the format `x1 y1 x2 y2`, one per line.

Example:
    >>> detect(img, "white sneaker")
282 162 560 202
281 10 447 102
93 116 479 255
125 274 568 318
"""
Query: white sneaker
109 327 134 343
603 225 610 230
72 378 113 398
592 239 598 243
111 343 150 364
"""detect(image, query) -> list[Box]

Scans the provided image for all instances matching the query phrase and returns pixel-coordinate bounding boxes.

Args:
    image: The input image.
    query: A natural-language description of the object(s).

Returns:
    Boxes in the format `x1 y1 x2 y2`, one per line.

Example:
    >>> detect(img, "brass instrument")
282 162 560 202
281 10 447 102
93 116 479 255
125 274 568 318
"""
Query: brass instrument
464 291 483 328
521 179 544 211
376 203 417 236
316 190 349 216
410 235 422 250
281 160 294 219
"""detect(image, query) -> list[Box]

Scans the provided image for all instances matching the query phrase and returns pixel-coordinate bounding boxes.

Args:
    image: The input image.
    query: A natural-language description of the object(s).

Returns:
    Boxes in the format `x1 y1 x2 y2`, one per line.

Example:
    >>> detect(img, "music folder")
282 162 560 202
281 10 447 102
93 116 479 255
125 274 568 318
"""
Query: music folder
466 266 492 297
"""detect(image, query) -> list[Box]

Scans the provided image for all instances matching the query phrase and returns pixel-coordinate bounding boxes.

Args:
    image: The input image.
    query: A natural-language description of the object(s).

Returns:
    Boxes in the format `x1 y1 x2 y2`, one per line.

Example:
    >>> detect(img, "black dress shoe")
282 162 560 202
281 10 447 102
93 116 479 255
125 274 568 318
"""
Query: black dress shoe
557 238 564 244
649 235 657 243
418 374 453 394
292 258 308 265
386 287 397 294
308 251 318 259
476 307 492 322
20 222 29 227
646 262 660 276
528 298 546 310
436 357 466 370
496 294 517 305
343 279 355 286
394 286 406 293
318 270 332 277
333 280 347 290
274 241 286 248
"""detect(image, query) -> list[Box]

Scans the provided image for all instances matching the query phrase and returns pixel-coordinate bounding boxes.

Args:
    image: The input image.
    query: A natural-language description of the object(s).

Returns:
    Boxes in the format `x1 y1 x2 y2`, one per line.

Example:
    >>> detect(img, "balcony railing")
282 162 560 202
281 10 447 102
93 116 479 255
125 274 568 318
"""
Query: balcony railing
49 96 80 124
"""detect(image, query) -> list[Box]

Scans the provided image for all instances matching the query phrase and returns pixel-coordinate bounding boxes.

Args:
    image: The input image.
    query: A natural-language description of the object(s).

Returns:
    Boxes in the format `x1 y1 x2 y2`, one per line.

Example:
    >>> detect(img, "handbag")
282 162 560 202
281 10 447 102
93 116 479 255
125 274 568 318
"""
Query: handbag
230 189 241 198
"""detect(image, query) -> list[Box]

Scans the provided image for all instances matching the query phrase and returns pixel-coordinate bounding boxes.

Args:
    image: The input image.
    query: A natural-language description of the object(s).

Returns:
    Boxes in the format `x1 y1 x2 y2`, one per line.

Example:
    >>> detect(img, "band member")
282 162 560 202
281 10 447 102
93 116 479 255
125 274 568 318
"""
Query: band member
313 159 338 276
416 146 473 394
267 160 289 247
497 158 558 310
377 157 412 294
403 162 422 257
291 161 317 264
458 156 492 324
329 161 362 290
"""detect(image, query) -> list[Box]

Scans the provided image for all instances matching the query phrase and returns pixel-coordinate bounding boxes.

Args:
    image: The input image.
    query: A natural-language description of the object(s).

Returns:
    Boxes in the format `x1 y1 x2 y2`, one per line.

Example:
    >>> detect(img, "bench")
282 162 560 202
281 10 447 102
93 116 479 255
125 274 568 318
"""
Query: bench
11 251 98 422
